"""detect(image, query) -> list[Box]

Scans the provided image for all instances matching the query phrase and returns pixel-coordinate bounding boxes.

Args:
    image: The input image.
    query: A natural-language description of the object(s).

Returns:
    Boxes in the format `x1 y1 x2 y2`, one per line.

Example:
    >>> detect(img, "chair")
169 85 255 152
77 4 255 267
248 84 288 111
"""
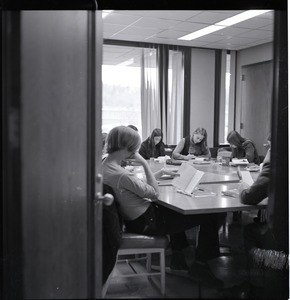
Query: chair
102 184 169 298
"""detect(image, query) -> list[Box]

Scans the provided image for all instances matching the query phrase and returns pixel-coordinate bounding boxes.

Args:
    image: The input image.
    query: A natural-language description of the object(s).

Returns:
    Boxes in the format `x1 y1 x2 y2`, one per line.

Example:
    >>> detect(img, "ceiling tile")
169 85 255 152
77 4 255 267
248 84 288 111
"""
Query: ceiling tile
149 10 202 20
186 11 241 24
233 17 273 29
238 29 273 39
212 26 251 37
133 17 180 29
155 29 191 39
103 23 127 34
172 21 207 32
115 26 161 37
258 24 274 31
221 36 258 45
195 34 224 43
104 12 142 26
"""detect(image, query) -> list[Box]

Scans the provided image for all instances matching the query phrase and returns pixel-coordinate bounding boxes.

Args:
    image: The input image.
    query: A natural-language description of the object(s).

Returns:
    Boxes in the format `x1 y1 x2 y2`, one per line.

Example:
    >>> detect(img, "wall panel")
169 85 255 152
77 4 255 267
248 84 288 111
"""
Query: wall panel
190 48 215 147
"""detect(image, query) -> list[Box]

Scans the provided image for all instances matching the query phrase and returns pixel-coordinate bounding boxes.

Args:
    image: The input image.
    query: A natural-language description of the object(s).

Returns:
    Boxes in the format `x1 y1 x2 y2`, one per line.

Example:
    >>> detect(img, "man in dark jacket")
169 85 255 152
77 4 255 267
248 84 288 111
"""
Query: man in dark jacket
239 150 270 205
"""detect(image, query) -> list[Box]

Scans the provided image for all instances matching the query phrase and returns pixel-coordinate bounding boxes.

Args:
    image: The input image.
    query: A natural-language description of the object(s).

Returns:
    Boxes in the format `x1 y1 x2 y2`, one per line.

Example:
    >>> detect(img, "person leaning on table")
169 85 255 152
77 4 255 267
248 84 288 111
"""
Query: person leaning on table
227 130 260 164
139 128 165 159
172 127 211 160
102 125 226 287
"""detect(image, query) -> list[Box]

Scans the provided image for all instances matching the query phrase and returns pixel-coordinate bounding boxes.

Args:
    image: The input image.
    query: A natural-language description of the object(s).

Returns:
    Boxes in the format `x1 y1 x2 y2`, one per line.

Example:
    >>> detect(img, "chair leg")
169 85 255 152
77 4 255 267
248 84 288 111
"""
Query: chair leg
195 226 200 248
146 253 152 272
160 249 166 296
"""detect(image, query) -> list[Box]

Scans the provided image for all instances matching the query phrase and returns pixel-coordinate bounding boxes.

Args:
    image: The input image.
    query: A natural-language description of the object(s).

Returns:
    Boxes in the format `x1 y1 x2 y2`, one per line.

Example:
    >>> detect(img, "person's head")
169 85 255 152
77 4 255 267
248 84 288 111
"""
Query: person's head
149 128 163 146
191 127 207 145
106 125 141 155
227 130 245 148
128 124 138 132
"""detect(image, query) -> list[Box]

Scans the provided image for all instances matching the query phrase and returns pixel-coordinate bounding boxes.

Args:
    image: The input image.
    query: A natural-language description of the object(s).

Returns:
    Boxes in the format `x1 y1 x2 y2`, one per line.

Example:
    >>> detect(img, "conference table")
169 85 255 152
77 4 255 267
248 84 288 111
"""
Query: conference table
131 159 268 216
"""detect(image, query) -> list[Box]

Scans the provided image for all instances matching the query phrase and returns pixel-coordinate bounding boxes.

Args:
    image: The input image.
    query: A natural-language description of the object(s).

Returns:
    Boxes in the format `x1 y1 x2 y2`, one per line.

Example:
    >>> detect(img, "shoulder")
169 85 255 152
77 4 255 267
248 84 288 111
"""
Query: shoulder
242 140 255 147
141 138 150 146
242 140 256 151
103 162 126 178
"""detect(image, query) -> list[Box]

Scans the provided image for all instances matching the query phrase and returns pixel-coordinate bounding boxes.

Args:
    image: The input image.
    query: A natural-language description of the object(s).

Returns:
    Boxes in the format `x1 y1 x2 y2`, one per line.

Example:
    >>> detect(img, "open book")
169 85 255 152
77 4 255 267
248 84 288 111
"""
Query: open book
172 162 204 194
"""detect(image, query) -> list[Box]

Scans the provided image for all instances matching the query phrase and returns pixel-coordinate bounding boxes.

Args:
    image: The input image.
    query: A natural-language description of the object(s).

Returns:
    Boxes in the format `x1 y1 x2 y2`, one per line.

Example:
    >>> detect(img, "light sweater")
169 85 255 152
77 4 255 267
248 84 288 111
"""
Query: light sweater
102 161 158 221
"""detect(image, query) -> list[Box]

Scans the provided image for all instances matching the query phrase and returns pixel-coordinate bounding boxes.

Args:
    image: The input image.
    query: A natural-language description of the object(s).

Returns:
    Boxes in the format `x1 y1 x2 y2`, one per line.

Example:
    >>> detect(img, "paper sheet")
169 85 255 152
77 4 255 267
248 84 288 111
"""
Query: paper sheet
240 170 254 186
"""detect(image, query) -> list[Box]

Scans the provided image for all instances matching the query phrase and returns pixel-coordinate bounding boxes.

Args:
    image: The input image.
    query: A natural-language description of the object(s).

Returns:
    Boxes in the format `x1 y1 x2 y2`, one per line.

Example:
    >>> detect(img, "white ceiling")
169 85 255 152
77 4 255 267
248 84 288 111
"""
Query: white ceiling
102 10 274 66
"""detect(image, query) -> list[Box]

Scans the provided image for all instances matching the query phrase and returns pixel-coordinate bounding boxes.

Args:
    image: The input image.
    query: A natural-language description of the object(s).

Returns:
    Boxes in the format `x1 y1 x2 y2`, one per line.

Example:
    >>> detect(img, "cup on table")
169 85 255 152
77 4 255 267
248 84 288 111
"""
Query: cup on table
221 156 231 166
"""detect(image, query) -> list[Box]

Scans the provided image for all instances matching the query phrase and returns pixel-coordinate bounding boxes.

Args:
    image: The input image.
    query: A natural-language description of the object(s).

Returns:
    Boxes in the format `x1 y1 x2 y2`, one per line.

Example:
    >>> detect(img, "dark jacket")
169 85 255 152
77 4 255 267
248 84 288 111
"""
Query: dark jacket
139 138 165 159
232 139 260 164
240 160 270 205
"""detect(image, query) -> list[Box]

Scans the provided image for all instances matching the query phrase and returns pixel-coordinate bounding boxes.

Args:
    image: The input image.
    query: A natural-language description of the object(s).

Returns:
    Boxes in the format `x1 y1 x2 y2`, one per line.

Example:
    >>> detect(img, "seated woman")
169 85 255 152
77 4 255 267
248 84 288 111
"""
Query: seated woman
172 127 211 160
227 130 260 164
102 125 225 285
139 128 165 159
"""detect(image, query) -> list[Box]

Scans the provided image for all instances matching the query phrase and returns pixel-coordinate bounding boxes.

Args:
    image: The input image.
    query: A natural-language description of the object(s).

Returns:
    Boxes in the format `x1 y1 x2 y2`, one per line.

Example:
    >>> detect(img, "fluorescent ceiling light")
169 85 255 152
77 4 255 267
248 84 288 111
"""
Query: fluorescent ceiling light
178 25 226 40
179 10 272 41
216 10 272 26
102 10 113 19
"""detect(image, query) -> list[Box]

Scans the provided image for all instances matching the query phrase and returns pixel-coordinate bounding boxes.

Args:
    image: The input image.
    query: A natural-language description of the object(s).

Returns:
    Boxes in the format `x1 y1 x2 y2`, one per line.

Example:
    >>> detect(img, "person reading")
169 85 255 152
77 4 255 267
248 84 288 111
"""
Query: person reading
227 130 260 165
139 128 165 159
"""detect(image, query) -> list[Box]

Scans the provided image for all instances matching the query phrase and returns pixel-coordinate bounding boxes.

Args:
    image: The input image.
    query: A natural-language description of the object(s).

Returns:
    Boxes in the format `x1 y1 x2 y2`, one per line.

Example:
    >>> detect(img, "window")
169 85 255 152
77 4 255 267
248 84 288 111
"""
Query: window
102 45 143 138
224 53 231 143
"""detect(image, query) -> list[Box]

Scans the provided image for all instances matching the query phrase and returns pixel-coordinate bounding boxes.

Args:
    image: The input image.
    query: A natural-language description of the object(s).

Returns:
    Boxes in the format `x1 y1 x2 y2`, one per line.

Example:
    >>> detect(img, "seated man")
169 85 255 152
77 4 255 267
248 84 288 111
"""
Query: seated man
239 134 271 206
221 134 286 298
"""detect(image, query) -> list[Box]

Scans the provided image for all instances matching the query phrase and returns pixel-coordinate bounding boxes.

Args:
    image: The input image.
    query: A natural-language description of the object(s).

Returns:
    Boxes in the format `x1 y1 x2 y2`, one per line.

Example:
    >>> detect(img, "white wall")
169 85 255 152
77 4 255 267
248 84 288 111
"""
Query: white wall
235 42 273 130
190 48 215 147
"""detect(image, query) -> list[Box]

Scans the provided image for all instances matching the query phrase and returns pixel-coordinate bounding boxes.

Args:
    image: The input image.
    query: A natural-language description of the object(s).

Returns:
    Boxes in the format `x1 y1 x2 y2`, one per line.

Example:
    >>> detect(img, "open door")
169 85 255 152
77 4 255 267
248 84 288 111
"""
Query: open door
3 10 104 299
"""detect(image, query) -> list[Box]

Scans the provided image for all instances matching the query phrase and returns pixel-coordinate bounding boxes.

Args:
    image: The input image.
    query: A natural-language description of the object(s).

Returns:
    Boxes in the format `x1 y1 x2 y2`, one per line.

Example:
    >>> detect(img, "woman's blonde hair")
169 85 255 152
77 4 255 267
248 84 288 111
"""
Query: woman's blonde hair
106 125 141 154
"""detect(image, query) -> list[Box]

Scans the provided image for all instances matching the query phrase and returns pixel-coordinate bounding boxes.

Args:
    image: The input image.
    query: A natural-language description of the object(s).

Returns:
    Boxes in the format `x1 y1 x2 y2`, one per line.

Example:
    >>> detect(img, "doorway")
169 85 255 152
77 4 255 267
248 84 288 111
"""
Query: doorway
240 60 273 157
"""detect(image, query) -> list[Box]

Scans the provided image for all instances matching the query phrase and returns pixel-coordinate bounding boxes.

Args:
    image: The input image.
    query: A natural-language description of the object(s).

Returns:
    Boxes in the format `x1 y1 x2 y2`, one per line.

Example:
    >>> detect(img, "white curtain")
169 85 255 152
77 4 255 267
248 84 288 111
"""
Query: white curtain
166 51 184 145
141 47 161 140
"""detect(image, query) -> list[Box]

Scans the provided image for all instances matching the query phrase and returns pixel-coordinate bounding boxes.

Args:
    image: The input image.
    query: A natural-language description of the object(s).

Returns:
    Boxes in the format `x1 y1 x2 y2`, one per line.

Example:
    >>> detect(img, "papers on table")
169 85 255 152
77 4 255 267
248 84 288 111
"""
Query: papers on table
172 162 204 195
222 189 239 198
245 165 260 172
240 170 254 186
231 158 249 166
191 158 211 165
